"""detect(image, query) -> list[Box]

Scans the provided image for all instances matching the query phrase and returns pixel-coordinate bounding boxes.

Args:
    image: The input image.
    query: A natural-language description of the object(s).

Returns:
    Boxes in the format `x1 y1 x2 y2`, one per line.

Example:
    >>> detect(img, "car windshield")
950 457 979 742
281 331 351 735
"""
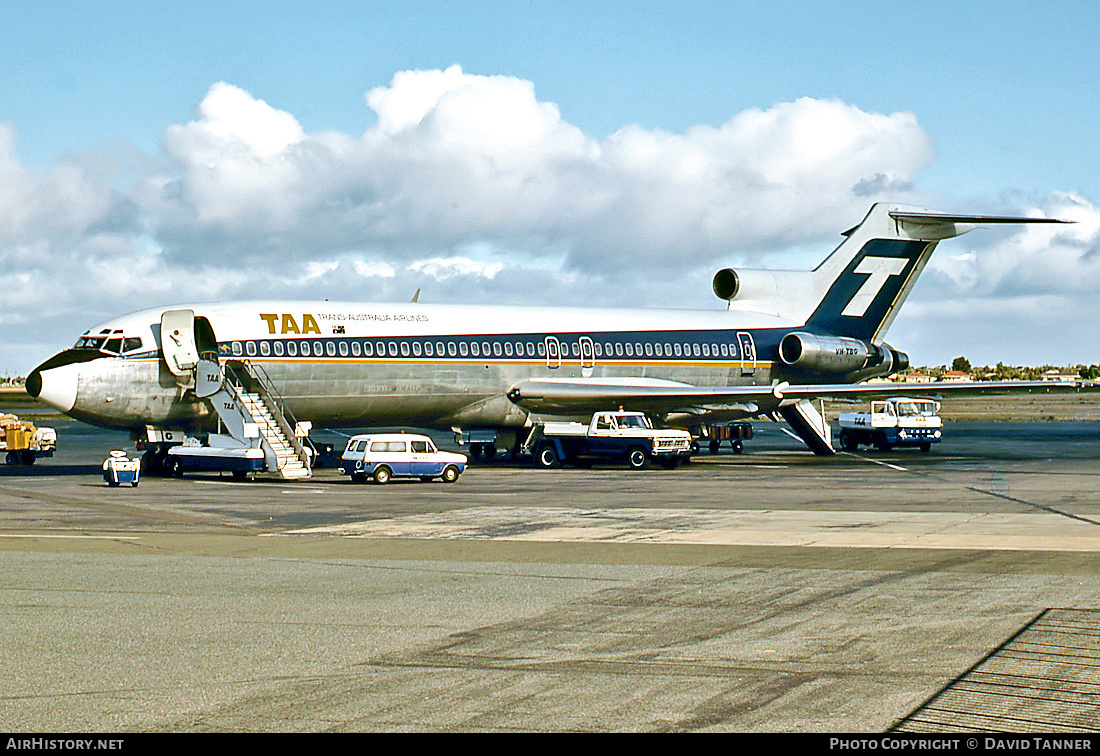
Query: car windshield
616 415 650 429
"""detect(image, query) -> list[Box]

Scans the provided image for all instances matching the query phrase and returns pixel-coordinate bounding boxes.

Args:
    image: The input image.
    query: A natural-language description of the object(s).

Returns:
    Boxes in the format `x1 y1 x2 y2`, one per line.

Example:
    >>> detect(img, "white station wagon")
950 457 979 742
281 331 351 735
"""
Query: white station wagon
339 433 467 484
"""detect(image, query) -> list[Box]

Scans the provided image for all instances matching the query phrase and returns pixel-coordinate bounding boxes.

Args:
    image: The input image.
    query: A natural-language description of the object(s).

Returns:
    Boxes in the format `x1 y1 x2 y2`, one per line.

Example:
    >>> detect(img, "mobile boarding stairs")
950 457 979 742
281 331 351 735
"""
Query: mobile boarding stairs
181 354 313 480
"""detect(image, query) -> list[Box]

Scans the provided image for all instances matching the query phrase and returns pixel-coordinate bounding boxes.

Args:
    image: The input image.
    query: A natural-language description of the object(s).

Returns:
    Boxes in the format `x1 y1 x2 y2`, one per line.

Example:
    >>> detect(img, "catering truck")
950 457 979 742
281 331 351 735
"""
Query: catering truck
837 397 943 452
524 410 694 469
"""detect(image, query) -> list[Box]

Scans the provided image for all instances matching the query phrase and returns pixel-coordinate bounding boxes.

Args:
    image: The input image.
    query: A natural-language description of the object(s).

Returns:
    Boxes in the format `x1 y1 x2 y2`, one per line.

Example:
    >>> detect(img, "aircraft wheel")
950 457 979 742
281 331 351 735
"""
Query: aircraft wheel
626 446 649 470
441 465 461 483
373 466 392 484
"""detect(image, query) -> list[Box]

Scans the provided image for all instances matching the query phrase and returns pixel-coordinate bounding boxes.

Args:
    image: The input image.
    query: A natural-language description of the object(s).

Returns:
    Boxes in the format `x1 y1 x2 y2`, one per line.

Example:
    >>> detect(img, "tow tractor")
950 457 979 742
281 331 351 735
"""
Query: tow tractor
837 397 942 452
523 410 694 469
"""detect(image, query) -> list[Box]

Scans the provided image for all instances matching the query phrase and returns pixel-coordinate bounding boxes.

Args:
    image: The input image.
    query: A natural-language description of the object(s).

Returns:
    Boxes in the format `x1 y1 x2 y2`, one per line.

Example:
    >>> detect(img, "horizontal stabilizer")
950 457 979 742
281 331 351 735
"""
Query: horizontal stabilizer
888 210 1071 241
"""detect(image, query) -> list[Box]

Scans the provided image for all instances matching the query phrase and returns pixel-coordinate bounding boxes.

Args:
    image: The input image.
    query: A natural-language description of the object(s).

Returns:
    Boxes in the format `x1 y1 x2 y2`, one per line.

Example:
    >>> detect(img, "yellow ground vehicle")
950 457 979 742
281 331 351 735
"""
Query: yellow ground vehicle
1 414 56 465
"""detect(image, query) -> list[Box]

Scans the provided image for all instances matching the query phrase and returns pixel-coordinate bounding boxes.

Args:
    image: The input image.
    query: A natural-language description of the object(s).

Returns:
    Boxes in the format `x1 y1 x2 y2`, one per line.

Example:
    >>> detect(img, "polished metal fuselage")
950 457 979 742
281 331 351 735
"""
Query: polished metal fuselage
65 352 779 432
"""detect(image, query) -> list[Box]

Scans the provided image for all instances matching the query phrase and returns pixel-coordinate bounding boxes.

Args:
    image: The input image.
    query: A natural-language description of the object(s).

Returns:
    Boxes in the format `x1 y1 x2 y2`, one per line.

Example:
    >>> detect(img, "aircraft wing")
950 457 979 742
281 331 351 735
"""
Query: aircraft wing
506 377 1095 417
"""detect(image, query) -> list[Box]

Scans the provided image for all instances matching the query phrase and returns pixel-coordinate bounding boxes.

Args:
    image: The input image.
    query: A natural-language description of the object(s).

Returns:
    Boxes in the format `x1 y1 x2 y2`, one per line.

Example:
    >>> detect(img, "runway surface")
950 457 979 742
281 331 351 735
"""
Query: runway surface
1 419 1098 732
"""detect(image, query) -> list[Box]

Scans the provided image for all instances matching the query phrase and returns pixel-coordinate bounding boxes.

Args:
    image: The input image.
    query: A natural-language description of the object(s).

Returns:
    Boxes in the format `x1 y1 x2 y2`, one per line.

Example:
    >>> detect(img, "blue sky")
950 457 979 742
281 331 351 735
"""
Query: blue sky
1 0 1099 374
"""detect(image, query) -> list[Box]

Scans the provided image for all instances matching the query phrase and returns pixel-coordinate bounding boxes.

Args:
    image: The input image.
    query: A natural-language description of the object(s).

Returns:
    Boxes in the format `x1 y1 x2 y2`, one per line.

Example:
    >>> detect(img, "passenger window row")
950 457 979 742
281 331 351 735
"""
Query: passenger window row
229 337 741 360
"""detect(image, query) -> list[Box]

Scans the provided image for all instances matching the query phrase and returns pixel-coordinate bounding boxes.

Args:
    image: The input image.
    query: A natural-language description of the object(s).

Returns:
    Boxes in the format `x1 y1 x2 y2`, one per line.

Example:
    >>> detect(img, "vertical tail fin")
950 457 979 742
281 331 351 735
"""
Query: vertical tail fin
805 203 1069 343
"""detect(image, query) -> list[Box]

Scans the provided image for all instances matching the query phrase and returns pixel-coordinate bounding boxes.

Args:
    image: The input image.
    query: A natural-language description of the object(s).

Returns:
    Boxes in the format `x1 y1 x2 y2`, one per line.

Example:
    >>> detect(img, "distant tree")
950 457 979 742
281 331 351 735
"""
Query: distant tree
951 356 972 373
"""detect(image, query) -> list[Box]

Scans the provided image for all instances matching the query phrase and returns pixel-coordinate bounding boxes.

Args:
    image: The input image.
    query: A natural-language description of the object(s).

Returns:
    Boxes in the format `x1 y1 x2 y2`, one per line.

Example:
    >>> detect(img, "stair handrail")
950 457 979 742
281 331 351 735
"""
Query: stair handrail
238 360 314 470
218 361 278 449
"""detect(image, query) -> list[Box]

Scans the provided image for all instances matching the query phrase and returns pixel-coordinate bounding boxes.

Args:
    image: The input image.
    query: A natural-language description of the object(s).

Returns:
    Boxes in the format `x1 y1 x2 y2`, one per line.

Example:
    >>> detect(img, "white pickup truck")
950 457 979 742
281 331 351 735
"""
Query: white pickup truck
838 397 942 452
525 410 694 469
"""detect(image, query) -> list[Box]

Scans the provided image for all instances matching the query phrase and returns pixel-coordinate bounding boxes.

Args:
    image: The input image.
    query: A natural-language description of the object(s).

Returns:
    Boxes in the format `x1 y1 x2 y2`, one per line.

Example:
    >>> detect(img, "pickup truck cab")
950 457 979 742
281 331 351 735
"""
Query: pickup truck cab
527 410 694 469
340 433 467 484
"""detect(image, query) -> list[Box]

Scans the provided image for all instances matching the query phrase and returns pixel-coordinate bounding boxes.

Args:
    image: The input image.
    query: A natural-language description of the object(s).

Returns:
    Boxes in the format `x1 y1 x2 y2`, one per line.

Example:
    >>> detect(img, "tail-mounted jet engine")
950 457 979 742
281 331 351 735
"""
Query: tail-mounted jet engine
778 332 908 376
712 268 779 302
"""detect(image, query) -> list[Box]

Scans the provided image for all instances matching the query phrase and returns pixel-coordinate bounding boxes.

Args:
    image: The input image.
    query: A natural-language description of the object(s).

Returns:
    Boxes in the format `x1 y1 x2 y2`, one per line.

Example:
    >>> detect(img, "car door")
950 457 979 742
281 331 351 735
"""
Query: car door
410 439 444 476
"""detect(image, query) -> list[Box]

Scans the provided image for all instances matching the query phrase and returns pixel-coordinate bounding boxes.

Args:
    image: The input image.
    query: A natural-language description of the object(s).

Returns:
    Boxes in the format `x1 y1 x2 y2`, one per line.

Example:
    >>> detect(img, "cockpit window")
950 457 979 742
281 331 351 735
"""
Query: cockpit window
73 335 142 354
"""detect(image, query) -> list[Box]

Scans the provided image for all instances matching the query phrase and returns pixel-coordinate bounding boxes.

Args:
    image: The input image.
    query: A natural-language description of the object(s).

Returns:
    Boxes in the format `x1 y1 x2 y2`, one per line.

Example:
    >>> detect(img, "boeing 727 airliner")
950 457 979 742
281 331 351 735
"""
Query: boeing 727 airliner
25 203 1085 476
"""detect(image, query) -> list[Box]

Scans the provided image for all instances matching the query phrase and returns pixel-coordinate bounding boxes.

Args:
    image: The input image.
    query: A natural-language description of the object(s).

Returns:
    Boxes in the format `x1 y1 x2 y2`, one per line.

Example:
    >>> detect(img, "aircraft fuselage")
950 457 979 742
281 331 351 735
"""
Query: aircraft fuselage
31 300 816 433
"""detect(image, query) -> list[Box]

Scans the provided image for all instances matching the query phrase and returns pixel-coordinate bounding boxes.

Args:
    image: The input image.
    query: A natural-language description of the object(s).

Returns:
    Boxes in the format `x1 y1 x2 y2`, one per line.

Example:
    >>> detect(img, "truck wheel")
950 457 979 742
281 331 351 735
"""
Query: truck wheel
5 451 16 466
170 458 184 478
839 430 858 451
708 439 720 454
535 443 560 469
626 447 649 470
919 442 932 453
441 465 460 483
373 466 392 484
21 451 35 465
731 440 743 454
874 437 892 452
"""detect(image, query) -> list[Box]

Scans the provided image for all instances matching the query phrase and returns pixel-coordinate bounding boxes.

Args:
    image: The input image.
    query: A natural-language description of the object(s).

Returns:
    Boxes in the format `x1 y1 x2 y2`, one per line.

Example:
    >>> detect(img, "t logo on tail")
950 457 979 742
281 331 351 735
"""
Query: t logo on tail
840 256 909 318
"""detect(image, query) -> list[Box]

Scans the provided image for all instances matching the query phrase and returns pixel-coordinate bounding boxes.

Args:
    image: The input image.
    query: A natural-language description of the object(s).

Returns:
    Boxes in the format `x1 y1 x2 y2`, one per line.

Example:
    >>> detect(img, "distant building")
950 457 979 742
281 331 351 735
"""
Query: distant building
940 370 972 382
1041 369 1079 382
902 371 934 383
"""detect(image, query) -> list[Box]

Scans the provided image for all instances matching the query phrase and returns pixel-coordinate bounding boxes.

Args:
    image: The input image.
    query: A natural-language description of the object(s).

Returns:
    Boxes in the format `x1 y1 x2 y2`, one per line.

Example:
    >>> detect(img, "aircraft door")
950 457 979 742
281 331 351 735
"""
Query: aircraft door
160 310 200 378
736 332 756 378
579 336 595 377
544 336 561 369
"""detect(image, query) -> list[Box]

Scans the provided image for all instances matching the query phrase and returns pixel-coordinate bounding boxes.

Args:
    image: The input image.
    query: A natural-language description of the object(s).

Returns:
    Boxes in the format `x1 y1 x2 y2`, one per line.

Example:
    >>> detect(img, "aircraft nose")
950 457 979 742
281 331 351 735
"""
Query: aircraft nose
25 368 41 399
26 360 79 413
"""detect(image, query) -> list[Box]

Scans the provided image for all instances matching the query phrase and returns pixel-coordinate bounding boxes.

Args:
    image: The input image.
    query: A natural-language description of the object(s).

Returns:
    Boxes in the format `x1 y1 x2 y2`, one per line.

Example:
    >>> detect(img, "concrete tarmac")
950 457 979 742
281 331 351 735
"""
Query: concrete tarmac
1 420 1099 732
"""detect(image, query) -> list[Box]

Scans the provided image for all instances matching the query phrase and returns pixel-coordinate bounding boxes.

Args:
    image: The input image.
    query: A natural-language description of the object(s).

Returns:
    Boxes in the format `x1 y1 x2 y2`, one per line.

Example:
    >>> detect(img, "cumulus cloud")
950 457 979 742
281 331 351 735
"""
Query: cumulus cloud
1 65 1089 373
140 66 933 271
